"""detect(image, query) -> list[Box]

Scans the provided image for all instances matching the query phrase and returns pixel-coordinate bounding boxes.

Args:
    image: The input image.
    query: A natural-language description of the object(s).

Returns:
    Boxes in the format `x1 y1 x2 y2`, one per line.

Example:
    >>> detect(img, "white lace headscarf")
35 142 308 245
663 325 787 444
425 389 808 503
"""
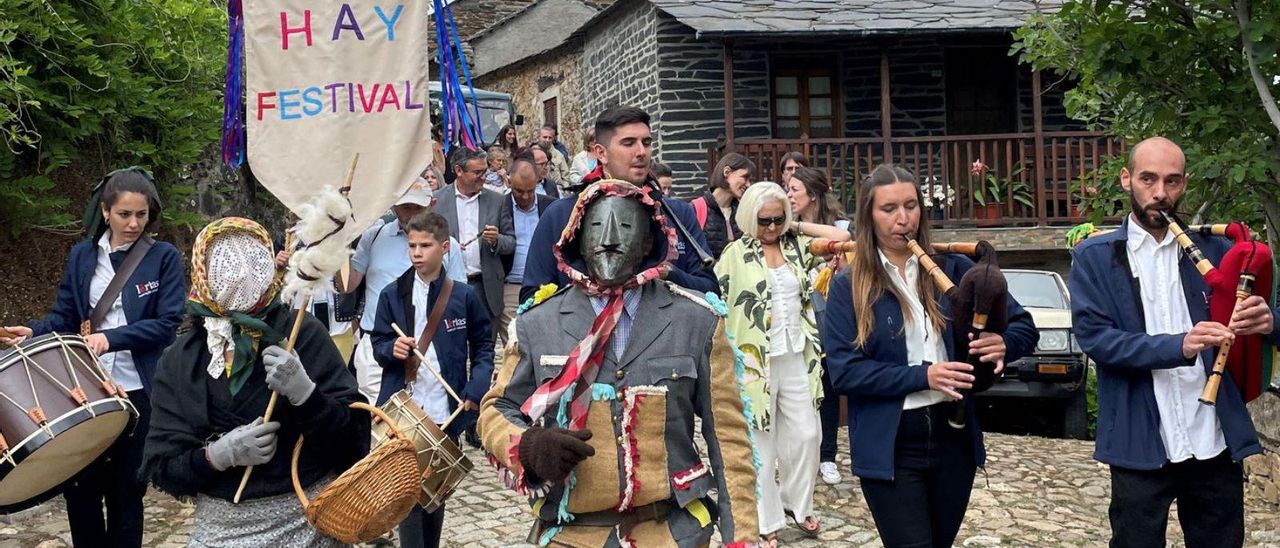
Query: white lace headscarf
203 232 275 378
187 218 283 381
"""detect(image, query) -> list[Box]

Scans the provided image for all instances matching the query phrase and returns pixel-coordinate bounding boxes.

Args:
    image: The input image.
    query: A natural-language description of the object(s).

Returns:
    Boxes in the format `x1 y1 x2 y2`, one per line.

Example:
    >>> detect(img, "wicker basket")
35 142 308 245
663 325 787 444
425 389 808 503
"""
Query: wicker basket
290 402 420 544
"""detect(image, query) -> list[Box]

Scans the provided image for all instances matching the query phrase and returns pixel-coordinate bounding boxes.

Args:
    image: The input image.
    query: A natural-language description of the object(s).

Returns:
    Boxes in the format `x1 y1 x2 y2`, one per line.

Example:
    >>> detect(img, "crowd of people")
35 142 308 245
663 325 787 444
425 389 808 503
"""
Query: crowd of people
1 104 1277 548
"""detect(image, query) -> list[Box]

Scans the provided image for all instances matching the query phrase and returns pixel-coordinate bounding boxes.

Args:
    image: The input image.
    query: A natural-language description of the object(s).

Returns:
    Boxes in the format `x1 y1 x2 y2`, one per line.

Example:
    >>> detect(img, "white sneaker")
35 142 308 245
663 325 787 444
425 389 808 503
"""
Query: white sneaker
819 461 841 485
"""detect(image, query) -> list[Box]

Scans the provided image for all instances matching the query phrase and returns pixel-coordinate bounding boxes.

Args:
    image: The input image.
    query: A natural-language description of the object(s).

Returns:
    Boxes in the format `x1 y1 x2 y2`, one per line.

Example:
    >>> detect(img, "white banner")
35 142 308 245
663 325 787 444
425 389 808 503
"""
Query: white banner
244 1 432 228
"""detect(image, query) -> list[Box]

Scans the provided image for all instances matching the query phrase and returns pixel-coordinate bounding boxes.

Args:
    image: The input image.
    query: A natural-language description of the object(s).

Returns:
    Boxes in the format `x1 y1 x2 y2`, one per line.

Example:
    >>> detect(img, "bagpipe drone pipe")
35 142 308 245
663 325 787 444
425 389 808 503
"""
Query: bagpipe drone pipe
812 239 1011 428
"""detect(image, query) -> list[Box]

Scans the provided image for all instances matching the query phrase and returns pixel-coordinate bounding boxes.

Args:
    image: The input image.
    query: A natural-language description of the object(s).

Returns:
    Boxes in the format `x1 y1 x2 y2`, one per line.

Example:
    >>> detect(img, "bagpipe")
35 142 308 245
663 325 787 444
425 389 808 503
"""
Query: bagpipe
811 238 1011 428
1068 218 1276 403
1161 213 1274 404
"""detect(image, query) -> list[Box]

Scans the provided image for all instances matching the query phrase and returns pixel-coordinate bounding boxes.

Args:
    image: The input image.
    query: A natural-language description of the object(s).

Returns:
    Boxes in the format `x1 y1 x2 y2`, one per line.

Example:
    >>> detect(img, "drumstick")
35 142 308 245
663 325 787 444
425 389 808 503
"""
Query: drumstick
391 323 466 407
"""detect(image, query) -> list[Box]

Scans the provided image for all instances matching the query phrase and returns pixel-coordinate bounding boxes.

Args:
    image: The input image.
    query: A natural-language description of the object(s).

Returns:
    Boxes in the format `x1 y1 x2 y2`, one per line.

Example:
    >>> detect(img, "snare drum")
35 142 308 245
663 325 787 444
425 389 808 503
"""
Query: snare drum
0 333 137 512
373 390 472 513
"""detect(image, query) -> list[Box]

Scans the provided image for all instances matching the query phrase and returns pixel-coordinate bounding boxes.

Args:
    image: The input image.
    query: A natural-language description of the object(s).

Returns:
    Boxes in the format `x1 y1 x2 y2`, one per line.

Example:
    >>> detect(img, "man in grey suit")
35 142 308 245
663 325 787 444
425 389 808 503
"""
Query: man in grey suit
479 181 760 547
433 147 516 331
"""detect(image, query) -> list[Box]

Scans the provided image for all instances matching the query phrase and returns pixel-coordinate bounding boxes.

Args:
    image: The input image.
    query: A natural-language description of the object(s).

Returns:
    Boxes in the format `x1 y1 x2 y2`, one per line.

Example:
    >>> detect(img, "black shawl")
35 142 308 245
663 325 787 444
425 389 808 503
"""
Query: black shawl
140 306 369 501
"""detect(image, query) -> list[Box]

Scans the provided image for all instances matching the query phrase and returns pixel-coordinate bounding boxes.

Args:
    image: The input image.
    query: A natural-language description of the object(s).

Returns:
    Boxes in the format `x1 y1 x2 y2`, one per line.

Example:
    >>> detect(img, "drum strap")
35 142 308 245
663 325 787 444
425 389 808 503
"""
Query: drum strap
83 235 154 336
406 277 454 385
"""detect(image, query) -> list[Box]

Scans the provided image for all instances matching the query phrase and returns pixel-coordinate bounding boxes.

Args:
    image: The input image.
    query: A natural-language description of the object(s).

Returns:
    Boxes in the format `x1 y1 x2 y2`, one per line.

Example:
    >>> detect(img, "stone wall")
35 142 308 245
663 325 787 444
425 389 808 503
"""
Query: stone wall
1246 391 1280 506
475 44 586 153
580 0 661 137
650 10 769 196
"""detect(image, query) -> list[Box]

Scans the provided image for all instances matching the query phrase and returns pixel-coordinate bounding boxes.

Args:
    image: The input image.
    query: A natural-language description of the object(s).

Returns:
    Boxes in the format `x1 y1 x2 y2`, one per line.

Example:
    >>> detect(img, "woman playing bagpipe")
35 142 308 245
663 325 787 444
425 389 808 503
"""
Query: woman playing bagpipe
0 167 185 547
139 218 370 547
820 164 1038 548
1068 137 1278 548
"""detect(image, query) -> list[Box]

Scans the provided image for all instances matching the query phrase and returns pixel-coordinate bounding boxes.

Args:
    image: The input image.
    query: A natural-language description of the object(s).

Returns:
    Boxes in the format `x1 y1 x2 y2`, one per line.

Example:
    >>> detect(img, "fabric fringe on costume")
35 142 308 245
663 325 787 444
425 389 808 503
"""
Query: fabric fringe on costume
705 292 765 499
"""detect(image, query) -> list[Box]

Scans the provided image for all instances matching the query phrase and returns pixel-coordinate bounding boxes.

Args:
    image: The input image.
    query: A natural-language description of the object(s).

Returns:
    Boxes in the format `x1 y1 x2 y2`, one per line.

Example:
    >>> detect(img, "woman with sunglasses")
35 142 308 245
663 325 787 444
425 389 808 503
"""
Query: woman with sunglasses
0 168 186 547
821 164 1037 548
714 182 840 544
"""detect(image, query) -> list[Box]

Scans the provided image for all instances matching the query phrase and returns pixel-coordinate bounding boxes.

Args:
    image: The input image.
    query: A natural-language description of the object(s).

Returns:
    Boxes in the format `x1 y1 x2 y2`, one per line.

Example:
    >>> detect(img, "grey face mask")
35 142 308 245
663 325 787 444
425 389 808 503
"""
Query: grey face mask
580 196 652 287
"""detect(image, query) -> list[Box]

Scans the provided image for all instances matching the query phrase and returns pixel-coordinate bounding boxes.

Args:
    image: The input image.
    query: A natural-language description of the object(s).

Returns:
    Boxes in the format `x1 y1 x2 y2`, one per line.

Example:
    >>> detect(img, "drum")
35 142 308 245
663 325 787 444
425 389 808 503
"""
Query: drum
0 332 137 512
373 390 472 513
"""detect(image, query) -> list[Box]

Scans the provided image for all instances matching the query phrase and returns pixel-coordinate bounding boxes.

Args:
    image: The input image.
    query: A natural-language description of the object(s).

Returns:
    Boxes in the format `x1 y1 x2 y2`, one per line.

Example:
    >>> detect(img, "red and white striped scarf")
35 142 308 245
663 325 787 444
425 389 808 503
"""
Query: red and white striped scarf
519 181 678 429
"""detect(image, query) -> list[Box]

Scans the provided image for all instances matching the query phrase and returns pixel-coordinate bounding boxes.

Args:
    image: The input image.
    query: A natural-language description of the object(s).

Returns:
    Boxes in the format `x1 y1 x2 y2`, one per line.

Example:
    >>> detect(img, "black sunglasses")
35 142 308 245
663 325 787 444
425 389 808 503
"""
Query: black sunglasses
757 215 786 228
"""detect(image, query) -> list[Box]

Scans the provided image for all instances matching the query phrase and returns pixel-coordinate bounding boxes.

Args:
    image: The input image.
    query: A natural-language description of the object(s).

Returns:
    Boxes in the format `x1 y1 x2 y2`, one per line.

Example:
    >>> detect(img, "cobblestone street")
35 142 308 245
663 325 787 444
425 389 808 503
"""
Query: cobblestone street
4 431 1280 547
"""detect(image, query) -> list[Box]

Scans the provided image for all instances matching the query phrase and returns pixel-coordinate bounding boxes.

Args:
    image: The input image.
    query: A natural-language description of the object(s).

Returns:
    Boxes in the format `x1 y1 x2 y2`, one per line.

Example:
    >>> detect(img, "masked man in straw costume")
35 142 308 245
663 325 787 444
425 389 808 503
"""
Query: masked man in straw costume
479 180 762 547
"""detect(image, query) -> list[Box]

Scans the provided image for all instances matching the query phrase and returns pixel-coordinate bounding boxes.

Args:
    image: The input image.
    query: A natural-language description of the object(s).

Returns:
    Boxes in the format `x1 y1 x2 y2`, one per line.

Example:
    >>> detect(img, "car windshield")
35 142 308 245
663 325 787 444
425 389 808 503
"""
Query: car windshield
476 99 511 144
1006 271 1067 309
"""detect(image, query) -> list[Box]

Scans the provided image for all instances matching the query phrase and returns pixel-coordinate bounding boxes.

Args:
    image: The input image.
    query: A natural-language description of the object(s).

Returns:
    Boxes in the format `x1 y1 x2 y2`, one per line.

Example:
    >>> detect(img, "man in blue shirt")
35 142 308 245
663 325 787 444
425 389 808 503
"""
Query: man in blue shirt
498 155 555 344
342 183 467 403
519 106 717 303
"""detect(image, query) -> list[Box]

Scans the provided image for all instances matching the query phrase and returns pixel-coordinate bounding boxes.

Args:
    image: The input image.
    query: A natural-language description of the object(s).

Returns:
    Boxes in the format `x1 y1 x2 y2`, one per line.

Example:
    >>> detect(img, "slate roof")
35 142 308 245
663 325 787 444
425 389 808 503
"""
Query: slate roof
648 0 1060 36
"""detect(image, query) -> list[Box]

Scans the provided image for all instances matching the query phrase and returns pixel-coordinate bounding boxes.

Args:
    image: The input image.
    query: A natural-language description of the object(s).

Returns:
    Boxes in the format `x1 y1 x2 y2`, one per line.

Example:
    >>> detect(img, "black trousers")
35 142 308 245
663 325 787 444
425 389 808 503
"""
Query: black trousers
1109 452 1244 548
819 361 840 462
65 389 151 548
860 403 976 548
399 502 446 548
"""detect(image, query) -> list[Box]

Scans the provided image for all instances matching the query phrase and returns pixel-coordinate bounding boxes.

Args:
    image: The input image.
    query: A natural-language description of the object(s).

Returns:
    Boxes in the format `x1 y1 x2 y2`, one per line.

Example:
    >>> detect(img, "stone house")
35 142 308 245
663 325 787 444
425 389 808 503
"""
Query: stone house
470 1 1117 242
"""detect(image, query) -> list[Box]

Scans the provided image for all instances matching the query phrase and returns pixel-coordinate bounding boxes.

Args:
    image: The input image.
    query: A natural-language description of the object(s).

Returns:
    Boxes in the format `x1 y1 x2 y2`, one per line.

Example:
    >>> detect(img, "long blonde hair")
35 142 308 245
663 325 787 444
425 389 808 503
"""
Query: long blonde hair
849 164 947 347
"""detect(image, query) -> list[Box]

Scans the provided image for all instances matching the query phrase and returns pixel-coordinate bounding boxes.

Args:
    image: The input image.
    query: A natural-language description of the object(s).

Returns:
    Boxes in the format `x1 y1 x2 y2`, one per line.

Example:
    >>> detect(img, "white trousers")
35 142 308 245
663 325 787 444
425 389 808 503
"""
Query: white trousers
755 350 820 535
353 332 381 404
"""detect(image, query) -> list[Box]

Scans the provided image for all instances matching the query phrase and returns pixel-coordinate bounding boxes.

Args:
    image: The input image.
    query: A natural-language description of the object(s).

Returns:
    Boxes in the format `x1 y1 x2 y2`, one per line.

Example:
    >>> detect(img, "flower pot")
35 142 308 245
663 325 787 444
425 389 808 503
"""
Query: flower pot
975 203 1003 227
929 208 945 221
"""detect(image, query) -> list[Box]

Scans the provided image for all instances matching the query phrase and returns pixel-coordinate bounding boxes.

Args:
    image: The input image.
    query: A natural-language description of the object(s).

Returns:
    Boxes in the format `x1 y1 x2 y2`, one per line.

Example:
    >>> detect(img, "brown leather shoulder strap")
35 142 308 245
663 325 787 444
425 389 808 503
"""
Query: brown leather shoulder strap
87 235 154 333
406 277 454 385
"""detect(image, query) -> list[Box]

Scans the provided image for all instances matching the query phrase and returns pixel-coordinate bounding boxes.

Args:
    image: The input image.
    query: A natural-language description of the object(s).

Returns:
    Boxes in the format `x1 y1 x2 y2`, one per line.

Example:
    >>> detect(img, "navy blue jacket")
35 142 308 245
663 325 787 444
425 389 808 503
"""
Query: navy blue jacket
1069 218 1278 470
822 254 1038 480
370 268 494 436
519 196 717 303
27 239 186 396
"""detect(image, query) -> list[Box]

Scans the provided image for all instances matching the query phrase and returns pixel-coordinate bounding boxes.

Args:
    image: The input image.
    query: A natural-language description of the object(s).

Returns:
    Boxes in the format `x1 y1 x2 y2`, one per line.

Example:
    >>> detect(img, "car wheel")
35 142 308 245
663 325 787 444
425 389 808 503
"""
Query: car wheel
1062 382 1089 440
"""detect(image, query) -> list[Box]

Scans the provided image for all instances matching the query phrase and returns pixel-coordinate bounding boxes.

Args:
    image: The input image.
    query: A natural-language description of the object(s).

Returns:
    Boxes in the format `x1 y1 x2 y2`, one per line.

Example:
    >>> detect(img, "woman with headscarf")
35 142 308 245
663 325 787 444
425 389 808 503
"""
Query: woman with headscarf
715 182 826 543
141 218 370 547
0 167 185 547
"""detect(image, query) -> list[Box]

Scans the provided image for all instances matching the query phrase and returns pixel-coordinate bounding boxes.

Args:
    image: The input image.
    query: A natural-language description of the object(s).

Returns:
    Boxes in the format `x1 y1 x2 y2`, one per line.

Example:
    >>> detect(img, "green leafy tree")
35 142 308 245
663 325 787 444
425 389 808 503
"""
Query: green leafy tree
0 0 225 236
1014 0 1280 246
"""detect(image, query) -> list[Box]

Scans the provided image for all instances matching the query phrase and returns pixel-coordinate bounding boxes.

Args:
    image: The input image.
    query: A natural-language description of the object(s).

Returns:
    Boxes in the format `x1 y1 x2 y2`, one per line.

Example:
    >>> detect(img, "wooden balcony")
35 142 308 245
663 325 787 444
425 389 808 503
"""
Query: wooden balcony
708 131 1126 228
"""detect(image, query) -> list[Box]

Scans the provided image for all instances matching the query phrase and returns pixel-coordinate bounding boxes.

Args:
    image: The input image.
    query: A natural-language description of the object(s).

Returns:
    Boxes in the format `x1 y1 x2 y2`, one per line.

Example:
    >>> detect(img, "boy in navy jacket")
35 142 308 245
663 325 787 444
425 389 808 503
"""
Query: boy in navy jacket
369 210 493 548
1070 137 1279 548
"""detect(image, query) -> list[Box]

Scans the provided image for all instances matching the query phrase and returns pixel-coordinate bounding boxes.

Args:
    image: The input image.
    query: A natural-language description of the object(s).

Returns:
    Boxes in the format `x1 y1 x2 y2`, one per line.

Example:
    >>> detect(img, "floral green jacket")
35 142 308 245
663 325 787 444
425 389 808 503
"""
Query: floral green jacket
714 233 824 431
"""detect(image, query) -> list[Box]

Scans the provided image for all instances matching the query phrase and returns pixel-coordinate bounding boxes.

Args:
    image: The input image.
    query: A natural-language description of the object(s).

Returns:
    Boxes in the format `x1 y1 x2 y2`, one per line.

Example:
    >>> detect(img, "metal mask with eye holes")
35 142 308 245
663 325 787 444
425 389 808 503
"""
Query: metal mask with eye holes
580 196 653 287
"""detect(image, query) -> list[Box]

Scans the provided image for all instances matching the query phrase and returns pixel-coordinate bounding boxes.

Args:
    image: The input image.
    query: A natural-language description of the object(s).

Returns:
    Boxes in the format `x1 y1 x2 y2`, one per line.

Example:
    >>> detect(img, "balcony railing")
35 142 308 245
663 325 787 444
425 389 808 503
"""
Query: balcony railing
708 131 1125 227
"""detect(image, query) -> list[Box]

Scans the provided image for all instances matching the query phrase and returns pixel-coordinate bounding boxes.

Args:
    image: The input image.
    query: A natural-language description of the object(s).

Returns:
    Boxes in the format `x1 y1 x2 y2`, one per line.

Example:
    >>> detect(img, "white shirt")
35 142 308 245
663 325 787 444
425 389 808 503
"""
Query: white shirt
456 190 482 276
879 250 948 410
766 265 805 356
411 274 451 424
90 232 143 392
1126 218 1226 462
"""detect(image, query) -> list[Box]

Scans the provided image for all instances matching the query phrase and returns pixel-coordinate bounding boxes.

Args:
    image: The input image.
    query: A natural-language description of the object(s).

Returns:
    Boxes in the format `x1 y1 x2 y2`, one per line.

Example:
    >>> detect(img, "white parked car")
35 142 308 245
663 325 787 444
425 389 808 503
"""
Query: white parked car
977 269 1090 439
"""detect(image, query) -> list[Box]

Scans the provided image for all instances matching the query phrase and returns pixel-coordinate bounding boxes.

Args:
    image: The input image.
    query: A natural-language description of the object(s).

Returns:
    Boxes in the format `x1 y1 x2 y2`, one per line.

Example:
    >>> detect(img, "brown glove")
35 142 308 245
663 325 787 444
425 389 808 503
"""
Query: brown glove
517 426 595 484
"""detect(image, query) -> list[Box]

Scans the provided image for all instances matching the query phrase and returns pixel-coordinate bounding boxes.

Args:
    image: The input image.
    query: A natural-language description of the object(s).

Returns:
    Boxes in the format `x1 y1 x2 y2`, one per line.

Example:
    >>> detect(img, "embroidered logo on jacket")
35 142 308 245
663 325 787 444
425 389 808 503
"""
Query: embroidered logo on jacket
444 318 467 332
136 280 159 298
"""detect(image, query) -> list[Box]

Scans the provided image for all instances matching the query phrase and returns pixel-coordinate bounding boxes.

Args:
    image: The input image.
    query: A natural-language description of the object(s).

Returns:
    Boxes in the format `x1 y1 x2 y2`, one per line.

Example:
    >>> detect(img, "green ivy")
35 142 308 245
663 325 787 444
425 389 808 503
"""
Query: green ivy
1013 1 1280 242
0 0 225 236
